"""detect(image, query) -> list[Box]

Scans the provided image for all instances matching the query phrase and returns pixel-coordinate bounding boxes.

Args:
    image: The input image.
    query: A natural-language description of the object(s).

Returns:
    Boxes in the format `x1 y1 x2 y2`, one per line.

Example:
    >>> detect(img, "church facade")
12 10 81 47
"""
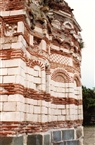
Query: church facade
0 0 83 145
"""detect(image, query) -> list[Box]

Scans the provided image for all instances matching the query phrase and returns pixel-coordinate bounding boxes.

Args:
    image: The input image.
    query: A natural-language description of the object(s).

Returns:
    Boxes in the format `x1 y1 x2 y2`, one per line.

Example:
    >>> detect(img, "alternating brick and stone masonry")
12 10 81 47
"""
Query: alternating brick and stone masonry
0 0 84 145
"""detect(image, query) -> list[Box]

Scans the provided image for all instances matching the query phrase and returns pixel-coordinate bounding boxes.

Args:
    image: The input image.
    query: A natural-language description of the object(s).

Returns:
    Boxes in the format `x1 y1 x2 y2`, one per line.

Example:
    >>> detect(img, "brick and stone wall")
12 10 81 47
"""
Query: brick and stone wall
0 0 84 145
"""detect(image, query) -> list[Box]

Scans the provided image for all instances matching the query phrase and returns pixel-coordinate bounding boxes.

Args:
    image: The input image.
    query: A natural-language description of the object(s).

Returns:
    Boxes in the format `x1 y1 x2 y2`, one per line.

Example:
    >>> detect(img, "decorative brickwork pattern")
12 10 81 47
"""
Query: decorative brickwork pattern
0 0 83 144
51 69 71 83
50 54 72 66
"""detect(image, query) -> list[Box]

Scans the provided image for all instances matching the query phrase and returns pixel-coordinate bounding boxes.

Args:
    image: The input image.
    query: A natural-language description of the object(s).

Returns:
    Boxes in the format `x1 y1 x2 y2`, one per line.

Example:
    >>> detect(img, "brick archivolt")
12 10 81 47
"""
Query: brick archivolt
73 74 81 87
51 69 71 83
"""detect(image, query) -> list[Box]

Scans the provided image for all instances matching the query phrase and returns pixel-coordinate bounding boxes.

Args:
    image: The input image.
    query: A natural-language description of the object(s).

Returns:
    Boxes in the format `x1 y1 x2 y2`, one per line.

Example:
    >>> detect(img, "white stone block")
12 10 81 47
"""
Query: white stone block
30 34 33 46
11 42 23 49
32 99 37 106
66 115 70 120
18 35 27 47
35 26 43 33
9 10 25 16
25 98 31 104
17 21 24 34
29 105 33 114
68 93 74 97
51 104 57 109
51 44 59 50
48 108 51 114
0 68 7 75
3 75 16 83
20 67 25 78
69 104 75 109
4 59 22 67
8 94 25 103
41 101 49 107
24 104 30 113
41 115 48 123
69 115 76 120
17 102 24 112
15 75 25 86
25 80 30 88
26 67 34 75
0 95 8 101
57 105 65 109
46 86 50 93
34 77 41 84
52 115 57 121
41 40 46 51
37 100 42 106
56 109 61 115
48 115 52 122
29 74 33 82
3 59 20 67
25 113 32 121
34 106 41 114
0 103 2 111
41 71 45 78
3 43 11 49
57 115 65 121
41 84 45 91
56 87 62 93
0 112 24 121
7 67 19 75
19 59 26 69
41 107 47 114
1 60 5 68
36 84 41 90
51 109 55 115
61 110 66 115
0 11 10 16
70 108 75 115
79 114 83 120
33 70 39 77
41 77 46 84
0 76 2 83
32 114 38 122
3 102 17 111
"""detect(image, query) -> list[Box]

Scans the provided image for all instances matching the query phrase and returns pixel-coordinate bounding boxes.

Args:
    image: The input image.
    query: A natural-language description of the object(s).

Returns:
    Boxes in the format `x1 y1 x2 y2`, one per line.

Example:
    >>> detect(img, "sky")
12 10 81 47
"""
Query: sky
65 0 95 89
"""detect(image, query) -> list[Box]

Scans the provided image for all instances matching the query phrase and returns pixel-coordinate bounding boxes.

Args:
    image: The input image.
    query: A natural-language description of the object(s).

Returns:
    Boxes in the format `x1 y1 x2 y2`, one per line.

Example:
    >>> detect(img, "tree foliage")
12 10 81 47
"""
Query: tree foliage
82 86 95 125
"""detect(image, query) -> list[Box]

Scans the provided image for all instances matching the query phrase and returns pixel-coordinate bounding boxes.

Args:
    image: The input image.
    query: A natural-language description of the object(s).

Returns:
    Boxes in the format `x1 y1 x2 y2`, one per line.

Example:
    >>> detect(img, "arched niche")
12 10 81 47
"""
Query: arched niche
63 21 74 29
51 69 71 83
73 74 81 87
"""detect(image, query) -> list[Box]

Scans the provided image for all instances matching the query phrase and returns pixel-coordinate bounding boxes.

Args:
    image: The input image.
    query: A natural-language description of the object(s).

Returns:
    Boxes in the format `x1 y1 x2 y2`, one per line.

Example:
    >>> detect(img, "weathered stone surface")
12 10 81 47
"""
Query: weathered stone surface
65 140 78 145
0 136 23 145
44 134 50 145
53 142 65 145
62 130 74 140
52 131 61 142
27 134 42 145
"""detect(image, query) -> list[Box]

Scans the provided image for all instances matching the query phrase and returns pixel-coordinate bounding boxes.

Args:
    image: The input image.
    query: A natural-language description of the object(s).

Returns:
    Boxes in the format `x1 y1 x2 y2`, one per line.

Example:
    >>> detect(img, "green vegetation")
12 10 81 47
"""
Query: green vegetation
82 86 95 126
79 41 84 49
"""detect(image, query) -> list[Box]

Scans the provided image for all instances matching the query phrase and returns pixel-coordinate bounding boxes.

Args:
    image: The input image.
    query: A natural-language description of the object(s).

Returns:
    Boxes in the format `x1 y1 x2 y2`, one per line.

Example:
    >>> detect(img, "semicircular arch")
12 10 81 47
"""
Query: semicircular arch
73 74 81 87
51 69 71 83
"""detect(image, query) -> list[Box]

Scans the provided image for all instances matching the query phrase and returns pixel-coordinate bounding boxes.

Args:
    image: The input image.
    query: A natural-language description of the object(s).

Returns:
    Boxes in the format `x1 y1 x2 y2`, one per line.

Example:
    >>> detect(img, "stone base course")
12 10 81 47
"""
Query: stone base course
0 127 83 145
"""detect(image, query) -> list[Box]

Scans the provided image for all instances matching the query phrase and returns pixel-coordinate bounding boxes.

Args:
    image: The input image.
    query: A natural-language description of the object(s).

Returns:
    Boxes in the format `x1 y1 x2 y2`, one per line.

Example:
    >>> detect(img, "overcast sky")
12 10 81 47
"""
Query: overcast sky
65 0 95 89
